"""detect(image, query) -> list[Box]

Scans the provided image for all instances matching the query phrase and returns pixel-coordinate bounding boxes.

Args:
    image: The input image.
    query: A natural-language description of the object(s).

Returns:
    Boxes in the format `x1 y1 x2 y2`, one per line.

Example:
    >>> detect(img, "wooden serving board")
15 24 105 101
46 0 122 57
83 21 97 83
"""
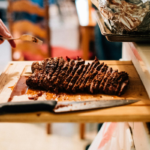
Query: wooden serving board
0 61 150 122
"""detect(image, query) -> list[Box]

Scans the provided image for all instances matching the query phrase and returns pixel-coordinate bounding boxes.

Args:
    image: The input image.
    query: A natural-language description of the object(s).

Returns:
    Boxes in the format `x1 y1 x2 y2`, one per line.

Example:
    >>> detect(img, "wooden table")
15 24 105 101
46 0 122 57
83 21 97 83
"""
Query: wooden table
0 61 150 122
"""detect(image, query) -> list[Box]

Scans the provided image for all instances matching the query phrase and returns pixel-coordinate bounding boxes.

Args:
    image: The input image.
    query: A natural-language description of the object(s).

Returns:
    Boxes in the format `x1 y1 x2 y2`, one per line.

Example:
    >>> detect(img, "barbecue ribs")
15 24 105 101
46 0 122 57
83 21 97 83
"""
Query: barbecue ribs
26 57 129 96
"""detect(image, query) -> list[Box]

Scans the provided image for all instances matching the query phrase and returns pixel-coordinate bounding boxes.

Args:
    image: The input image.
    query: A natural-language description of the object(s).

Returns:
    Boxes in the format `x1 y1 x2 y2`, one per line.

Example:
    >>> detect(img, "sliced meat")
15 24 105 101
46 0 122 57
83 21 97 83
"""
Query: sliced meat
39 58 59 90
31 58 49 73
63 59 85 90
48 57 65 89
99 67 112 93
59 59 75 90
76 58 98 91
36 59 53 89
26 71 40 89
27 59 52 89
27 56 129 96
31 62 40 73
38 72 46 88
90 63 107 93
85 63 103 91
50 57 65 82
118 79 129 96
79 58 100 91
72 63 90 93
53 60 70 93
40 58 50 72
46 57 59 76
54 59 75 92
103 70 118 94
108 71 129 95
66 64 84 92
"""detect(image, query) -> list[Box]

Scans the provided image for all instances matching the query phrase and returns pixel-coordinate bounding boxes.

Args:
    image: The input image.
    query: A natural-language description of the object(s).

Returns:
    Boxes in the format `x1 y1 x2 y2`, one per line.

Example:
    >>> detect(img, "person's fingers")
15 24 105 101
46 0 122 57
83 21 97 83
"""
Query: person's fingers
0 20 16 47
0 19 10 32
0 38 4 45
0 19 11 38
8 40 16 48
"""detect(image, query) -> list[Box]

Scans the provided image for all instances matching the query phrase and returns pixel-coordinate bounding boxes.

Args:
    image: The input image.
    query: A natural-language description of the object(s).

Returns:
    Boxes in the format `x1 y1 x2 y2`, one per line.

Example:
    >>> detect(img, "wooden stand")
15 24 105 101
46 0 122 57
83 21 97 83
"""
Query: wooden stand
0 61 150 122
46 123 51 134
80 123 85 139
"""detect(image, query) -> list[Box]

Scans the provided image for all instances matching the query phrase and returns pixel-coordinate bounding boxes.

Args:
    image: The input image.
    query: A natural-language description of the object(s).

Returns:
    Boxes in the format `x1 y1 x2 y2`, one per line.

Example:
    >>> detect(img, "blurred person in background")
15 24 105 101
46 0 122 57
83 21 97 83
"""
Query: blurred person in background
95 24 122 60
0 19 16 48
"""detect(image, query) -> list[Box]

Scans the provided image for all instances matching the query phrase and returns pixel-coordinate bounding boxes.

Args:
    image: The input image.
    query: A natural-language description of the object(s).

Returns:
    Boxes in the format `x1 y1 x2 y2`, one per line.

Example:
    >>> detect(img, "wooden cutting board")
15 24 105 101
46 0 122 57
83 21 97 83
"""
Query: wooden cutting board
0 61 150 122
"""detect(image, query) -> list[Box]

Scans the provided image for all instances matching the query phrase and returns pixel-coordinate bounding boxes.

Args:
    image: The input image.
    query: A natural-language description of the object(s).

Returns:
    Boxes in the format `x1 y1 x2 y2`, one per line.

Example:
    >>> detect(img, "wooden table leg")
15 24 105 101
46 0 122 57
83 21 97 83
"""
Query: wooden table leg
46 123 51 134
80 123 85 139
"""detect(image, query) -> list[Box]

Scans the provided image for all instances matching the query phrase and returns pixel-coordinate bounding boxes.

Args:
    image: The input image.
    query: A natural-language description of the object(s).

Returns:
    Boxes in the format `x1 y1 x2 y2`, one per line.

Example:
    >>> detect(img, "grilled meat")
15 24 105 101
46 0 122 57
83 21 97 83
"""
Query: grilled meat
26 57 129 96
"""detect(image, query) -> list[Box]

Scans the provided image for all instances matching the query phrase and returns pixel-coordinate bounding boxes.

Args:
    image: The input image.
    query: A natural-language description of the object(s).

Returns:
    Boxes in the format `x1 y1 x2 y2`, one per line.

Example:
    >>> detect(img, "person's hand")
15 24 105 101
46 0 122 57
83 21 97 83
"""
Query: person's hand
0 19 16 48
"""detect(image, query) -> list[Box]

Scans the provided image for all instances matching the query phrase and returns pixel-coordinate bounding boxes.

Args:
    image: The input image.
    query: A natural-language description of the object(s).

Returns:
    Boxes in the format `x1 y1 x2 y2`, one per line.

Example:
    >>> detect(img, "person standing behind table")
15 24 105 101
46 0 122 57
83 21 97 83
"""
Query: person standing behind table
0 19 16 48
95 24 122 60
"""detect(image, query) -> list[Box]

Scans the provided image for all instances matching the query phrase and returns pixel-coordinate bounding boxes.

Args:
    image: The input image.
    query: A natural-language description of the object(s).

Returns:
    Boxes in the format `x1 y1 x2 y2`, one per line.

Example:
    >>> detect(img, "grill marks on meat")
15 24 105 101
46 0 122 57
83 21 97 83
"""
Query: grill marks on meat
114 72 129 96
105 71 129 95
48 57 65 89
103 70 118 94
64 60 85 90
40 58 59 90
99 67 112 92
79 58 100 91
53 60 70 93
72 64 90 93
89 63 104 93
26 57 129 96
85 63 103 91
67 64 84 92
40 58 49 72
77 59 97 91
60 59 75 90
63 59 85 90
31 58 50 73
90 64 107 93
46 57 59 76
50 58 65 82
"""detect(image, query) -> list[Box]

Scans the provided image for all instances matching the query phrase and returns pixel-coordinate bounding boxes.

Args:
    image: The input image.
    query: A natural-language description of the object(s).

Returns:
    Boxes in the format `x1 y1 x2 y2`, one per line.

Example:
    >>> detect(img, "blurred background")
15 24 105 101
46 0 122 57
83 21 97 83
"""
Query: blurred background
0 0 122 149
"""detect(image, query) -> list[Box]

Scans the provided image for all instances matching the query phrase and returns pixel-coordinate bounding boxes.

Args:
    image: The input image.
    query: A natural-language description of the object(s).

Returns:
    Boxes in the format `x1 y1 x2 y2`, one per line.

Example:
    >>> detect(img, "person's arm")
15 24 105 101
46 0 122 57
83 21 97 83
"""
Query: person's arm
0 19 16 48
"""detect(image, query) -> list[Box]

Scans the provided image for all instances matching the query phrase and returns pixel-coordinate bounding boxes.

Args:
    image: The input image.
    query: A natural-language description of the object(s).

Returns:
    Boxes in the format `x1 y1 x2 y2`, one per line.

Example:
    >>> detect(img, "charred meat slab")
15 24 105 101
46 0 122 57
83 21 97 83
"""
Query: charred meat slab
26 57 129 96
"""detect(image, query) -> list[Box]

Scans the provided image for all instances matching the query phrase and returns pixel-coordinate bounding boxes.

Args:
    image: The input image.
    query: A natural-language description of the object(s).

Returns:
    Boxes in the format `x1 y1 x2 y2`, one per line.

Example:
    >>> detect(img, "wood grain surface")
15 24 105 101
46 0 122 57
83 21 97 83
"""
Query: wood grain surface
0 61 149 122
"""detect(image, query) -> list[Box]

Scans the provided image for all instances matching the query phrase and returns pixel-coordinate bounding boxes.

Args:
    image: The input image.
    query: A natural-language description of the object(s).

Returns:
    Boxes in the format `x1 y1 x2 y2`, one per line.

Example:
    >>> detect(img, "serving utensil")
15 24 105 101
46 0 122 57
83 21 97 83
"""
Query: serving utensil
0 34 43 44
0 99 139 114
